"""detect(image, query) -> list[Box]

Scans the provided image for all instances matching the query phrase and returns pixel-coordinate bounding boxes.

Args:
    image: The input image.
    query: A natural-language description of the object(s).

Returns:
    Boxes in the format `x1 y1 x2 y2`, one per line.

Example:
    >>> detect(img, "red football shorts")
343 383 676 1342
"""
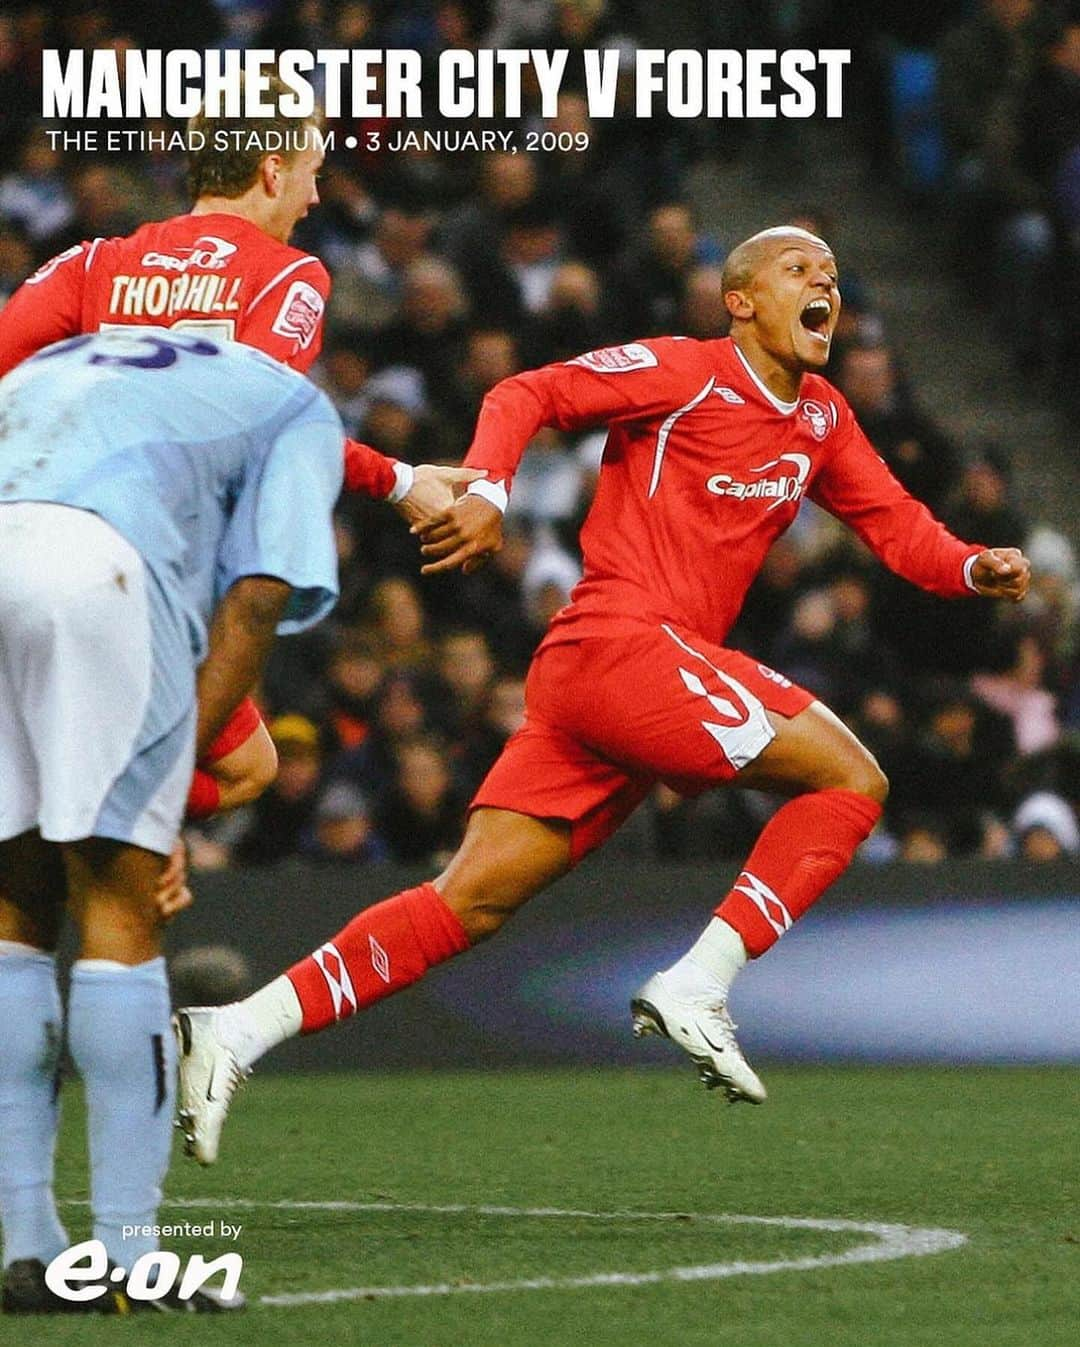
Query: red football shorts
472 620 814 862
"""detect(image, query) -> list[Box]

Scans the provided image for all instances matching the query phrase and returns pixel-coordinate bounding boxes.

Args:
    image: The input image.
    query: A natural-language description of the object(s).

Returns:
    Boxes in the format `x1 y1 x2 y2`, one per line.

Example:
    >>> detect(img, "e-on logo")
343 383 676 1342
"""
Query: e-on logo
45 1238 243 1306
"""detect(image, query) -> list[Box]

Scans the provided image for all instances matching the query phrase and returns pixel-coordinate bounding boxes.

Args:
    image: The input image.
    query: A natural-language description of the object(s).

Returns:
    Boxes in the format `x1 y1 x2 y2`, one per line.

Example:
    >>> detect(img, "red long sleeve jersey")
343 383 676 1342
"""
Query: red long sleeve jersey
466 337 982 646
0 213 395 498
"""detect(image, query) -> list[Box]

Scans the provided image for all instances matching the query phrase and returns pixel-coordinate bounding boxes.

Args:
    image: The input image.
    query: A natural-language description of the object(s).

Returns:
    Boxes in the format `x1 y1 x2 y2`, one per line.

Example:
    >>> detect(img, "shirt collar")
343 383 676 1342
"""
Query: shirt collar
732 343 800 416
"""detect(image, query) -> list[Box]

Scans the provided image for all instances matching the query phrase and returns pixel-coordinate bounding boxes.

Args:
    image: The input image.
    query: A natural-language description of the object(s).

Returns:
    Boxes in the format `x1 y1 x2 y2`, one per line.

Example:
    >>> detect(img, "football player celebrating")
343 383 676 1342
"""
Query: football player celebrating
175 227 1030 1163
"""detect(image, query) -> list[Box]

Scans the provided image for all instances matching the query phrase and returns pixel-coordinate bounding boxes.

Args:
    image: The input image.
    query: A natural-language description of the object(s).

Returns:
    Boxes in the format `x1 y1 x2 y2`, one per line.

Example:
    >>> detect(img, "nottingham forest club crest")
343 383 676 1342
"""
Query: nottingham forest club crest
800 399 832 441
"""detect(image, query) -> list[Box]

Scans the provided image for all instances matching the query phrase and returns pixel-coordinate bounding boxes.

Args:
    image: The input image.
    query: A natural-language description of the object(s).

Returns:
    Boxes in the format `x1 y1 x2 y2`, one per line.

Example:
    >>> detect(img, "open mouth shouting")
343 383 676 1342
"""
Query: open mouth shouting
799 297 833 343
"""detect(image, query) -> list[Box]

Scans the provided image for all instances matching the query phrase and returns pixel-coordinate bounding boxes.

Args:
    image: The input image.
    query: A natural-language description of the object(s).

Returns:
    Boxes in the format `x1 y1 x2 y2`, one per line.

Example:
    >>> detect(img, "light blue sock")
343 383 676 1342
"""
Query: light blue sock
67 957 175 1270
0 944 68 1267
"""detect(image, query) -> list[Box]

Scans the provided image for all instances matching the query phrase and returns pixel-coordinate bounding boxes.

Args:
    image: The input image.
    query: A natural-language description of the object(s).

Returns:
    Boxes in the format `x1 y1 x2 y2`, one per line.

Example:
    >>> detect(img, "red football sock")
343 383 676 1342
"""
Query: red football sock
715 789 882 957
286 882 470 1033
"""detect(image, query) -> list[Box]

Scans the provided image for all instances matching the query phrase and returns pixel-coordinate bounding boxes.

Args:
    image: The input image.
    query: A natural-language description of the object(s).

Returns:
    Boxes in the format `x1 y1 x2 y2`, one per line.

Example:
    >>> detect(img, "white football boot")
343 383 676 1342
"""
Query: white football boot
631 971 767 1104
173 1007 248 1165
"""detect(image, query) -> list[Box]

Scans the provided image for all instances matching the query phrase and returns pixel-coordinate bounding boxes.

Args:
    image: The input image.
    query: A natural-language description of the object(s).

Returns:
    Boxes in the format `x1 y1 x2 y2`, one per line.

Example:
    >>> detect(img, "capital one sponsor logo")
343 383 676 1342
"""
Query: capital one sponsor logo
706 452 811 511
45 1239 242 1305
141 236 238 272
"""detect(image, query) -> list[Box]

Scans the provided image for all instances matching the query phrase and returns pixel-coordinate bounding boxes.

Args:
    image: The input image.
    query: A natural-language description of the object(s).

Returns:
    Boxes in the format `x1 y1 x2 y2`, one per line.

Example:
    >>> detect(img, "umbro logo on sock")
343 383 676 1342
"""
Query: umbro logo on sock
369 936 391 984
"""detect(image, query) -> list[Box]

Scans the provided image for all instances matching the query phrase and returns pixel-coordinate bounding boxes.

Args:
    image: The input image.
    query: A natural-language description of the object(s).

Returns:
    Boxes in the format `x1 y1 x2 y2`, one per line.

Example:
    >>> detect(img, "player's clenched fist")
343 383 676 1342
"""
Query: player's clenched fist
415 494 504 575
969 547 1031 603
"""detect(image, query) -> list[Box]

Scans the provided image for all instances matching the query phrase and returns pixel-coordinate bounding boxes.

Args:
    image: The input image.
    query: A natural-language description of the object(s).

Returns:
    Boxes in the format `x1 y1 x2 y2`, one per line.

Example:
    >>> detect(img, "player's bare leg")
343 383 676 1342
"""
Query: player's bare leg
0 834 71 1310
53 839 236 1310
176 809 571 1163
432 808 573 937
61 841 173 1281
633 700 886 1102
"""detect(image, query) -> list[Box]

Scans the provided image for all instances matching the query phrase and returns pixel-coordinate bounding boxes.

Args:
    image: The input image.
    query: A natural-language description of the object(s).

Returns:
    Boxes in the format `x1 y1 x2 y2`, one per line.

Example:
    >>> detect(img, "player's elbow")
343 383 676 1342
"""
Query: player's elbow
241 734 280 802
224 576 293 636
213 725 279 811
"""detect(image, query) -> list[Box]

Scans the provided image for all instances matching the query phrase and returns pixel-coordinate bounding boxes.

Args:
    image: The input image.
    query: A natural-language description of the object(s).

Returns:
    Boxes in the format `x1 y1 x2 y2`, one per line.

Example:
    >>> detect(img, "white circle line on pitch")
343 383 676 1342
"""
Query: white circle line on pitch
137 1198 968 1307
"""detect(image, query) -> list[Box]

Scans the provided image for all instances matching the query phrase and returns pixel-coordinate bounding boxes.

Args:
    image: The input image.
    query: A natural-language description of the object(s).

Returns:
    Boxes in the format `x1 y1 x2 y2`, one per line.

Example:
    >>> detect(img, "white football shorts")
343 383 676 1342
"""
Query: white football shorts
0 502 195 855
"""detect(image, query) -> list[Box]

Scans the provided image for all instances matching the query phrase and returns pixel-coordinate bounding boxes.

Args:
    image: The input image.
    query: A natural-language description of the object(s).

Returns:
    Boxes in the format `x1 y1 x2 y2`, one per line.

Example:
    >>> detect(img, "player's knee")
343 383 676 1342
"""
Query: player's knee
842 750 889 806
0 900 61 952
74 895 164 963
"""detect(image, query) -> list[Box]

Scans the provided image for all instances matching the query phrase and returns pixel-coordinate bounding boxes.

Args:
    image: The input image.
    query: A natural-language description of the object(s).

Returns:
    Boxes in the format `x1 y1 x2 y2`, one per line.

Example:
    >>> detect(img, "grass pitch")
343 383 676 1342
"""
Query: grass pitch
6 1066 1077 1346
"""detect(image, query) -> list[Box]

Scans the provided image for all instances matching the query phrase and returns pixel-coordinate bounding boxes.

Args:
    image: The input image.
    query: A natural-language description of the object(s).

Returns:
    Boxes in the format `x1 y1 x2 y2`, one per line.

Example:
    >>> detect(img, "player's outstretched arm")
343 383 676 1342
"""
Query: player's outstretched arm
968 547 1031 603
416 495 504 575
393 464 486 528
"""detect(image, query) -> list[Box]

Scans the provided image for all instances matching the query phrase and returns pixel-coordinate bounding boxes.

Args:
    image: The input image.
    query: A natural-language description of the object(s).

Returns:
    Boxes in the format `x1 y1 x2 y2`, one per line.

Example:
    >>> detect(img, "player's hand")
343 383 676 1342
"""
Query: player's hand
970 547 1031 603
394 465 485 528
415 495 504 575
155 840 193 922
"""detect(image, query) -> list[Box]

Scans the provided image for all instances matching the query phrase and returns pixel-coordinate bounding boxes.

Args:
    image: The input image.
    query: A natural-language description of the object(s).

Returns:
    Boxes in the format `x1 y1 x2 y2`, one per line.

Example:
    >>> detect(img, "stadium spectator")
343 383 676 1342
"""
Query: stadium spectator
890 686 1015 855
0 226 33 307
365 576 435 670
679 265 731 340
318 329 373 438
937 0 1055 367
439 150 540 277
834 341 959 511
536 93 636 269
457 673 529 796
358 365 430 459
0 135 74 246
522 260 610 366
374 736 467 865
946 448 1029 548
432 628 497 738
325 203 434 329
1013 789 1080 857
301 782 388 864
1019 9 1080 366
607 202 720 336
234 717 326 867
333 671 435 799
373 255 471 396
971 631 1061 755
322 630 387 751
897 813 951 863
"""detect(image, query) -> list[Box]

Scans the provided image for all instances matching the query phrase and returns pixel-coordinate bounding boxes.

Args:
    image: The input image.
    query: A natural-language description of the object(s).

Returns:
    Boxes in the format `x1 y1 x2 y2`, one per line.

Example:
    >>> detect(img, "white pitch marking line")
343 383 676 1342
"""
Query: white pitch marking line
148 1198 968 1308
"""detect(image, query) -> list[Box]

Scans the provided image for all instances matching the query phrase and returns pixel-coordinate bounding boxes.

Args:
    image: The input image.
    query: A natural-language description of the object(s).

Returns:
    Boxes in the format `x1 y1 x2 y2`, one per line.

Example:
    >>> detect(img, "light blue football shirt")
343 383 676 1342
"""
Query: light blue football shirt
0 328 344 662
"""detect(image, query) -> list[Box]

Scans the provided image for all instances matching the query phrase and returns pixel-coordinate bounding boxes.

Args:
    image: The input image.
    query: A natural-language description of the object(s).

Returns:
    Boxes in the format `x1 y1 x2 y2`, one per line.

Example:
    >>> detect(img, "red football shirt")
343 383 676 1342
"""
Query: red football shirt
465 336 983 646
0 213 395 497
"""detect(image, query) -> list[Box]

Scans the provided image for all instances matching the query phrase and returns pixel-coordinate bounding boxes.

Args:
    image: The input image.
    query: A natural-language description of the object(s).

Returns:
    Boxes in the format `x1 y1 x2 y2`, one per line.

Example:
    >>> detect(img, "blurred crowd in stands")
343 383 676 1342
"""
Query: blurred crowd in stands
0 0 1077 868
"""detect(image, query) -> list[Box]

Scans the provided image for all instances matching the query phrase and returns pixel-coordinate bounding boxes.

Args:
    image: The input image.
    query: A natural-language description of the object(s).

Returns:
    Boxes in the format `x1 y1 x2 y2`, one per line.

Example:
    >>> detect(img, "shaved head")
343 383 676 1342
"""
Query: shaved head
721 226 832 295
